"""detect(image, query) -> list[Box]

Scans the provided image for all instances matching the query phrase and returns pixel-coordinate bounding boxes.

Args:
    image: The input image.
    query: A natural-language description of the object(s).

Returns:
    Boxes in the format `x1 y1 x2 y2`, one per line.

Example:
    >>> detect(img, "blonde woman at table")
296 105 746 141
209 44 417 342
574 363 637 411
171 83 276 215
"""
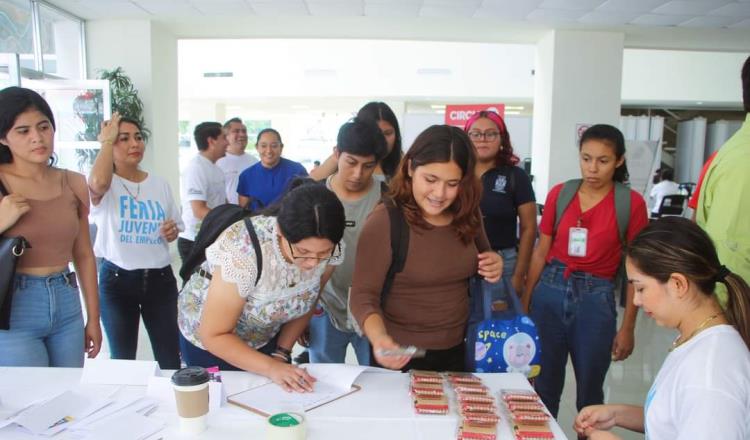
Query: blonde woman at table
574 217 750 440
178 179 346 392
0 87 101 366
88 113 183 369
349 125 503 372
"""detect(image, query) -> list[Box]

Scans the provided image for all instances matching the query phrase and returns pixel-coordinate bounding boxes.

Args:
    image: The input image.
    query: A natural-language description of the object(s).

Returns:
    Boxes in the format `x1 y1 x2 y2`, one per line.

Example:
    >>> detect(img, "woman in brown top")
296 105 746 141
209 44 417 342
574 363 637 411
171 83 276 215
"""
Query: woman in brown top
350 125 503 371
0 87 101 366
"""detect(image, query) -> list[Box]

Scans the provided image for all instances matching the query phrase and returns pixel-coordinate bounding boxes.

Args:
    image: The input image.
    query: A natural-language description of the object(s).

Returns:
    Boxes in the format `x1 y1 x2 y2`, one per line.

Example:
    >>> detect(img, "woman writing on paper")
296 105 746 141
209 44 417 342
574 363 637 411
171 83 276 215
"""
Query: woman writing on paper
178 179 346 392
574 217 750 439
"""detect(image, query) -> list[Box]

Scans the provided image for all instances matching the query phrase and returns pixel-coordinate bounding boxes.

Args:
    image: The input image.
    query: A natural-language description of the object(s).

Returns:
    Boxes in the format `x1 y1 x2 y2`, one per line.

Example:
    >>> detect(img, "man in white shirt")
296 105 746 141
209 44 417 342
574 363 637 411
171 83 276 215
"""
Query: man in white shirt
649 168 680 216
178 121 228 261
216 118 258 204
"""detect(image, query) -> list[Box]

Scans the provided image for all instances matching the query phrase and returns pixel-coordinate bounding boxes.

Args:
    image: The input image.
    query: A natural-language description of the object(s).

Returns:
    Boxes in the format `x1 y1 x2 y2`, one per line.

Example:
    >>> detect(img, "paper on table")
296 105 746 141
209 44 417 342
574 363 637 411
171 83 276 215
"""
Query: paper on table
228 364 393 416
81 359 161 386
146 376 225 411
13 390 112 435
83 410 164 440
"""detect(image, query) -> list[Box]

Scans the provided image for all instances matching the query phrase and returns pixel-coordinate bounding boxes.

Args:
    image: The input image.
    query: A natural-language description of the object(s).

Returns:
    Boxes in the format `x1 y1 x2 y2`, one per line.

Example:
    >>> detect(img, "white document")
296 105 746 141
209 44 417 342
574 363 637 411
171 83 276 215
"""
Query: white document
69 396 158 430
83 410 164 440
146 376 225 411
228 364 393 415
80 359 161 386
12 390 112 435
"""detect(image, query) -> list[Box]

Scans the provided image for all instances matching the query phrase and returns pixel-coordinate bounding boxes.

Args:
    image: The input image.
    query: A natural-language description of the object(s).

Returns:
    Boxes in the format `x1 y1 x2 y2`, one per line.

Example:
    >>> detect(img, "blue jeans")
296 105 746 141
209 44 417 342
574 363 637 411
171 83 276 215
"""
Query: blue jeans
0 271 84 367
498 247 518 280
99 259 181 369
308 307 370 364
179 332 278 371
529 261 617 417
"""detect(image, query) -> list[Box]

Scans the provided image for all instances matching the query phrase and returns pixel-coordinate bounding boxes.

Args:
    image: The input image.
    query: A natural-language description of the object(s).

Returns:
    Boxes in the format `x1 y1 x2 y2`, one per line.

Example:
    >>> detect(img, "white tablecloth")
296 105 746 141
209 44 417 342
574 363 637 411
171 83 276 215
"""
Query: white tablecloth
0 367 567 439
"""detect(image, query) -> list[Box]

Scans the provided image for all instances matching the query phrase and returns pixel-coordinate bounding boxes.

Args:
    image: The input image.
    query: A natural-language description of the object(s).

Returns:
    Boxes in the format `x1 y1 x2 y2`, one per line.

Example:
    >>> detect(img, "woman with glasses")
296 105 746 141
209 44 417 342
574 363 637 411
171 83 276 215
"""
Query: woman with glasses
178 179 345 392
464 111 536 294
350 125 503 372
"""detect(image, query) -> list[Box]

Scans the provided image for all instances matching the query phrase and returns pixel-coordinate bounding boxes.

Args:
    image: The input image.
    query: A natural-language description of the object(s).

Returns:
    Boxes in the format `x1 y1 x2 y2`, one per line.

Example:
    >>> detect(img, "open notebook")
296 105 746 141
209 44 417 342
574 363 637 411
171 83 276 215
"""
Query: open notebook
227 364 394 416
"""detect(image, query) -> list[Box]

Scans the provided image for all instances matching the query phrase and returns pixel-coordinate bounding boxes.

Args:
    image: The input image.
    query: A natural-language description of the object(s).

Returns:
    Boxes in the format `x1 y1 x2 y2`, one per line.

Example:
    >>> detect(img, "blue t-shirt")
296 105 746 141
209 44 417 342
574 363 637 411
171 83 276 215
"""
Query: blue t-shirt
236 158 308 210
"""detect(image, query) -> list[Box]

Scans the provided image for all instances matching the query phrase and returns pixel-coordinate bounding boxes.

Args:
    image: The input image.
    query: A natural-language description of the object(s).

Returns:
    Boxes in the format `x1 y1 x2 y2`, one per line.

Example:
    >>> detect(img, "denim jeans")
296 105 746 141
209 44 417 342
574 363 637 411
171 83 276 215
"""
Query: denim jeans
308 307 370 365
529 260 617 417
0 271 84 367
179 332 278 371
498 247 518 280
99 259 181 369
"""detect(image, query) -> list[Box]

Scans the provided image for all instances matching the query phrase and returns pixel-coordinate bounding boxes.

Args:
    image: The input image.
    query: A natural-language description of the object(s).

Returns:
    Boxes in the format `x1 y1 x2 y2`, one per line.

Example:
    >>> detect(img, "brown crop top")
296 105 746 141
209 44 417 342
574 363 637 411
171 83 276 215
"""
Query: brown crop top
0 169 88 269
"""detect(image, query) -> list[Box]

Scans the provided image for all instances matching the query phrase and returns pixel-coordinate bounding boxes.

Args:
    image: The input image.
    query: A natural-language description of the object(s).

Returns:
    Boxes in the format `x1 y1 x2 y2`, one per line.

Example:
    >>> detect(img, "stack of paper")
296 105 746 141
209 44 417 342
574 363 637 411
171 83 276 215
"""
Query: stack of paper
0 390 163 439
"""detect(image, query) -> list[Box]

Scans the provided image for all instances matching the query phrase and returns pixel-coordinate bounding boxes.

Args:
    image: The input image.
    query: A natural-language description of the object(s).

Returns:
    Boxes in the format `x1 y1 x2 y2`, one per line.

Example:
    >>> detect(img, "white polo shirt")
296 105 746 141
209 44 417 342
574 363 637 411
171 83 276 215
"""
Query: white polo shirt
179 154 226 241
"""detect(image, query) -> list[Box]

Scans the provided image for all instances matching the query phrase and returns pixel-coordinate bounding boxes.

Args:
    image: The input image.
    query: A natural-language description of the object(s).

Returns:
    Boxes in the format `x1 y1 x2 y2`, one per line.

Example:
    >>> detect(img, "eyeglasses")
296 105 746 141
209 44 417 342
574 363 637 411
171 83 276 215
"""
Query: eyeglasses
468 131 500 141
288 242 342 261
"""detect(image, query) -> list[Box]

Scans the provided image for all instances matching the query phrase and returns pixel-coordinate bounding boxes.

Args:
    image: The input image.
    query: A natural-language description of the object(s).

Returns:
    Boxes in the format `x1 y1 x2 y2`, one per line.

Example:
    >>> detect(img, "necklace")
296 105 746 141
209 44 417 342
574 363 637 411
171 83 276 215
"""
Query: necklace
669 313 721 352
120 179 140 201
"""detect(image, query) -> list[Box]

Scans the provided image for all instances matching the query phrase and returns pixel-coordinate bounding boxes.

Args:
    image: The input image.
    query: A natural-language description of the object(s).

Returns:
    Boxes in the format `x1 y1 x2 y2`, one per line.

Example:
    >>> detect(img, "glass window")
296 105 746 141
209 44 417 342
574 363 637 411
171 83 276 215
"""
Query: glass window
0 0 35 70
39 3 83 78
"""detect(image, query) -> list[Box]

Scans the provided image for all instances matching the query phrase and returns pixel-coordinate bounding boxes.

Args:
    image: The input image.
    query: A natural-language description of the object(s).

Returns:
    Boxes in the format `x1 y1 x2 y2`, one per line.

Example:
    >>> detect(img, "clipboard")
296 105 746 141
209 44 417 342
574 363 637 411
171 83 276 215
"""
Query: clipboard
227 382 362 417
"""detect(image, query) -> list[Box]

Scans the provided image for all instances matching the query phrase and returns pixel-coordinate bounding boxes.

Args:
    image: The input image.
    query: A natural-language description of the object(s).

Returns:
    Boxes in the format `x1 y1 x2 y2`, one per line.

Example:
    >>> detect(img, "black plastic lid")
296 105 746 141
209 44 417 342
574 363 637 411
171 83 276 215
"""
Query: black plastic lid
171 366 210 386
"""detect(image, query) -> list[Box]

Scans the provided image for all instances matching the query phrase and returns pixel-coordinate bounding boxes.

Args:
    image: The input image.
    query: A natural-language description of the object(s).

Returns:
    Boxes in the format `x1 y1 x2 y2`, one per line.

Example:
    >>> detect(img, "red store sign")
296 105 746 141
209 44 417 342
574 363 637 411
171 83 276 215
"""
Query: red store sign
444 104 505 127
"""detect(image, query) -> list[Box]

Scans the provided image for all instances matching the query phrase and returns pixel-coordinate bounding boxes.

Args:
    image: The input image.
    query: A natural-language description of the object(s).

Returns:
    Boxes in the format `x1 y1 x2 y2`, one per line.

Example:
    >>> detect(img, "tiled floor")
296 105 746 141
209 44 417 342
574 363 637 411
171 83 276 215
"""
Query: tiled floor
111 262 674 440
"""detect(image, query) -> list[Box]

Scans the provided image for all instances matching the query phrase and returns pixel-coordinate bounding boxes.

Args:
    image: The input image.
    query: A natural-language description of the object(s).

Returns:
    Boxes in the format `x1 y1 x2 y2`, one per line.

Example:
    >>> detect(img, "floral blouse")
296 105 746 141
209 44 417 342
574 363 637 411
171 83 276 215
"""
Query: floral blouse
178 215 344 350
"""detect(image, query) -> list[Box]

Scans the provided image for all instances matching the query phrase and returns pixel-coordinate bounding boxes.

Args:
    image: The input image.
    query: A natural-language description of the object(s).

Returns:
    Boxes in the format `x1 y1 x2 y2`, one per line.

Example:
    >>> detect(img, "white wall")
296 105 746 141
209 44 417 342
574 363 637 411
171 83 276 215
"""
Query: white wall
622 49 747 106
179 39 536 100
86 20 179 198
532 30 625 199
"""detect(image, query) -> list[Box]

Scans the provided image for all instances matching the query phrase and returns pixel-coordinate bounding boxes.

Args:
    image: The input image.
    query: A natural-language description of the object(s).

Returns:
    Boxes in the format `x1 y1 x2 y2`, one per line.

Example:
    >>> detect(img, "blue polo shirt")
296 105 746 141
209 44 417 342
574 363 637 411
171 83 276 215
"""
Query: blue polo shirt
236 158 308 210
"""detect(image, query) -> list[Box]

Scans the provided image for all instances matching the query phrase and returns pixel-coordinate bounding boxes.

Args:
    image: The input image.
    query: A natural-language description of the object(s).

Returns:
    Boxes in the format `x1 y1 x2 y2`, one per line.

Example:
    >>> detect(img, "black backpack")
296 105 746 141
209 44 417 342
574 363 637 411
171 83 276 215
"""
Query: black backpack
179 204 263 286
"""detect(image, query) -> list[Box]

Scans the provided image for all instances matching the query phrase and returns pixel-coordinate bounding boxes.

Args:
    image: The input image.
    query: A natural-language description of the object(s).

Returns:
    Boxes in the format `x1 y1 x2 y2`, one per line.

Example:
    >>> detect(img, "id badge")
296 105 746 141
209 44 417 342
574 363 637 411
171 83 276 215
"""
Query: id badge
568 227 588 257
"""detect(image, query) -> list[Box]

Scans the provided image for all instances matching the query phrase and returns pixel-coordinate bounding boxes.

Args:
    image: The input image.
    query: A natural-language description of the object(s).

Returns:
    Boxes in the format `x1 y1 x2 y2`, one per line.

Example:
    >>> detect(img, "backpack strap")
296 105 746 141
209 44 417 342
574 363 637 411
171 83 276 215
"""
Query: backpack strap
197 217 263 286
244 217 263 286
553 179 582 236
613 182 631 245
381 198 409 306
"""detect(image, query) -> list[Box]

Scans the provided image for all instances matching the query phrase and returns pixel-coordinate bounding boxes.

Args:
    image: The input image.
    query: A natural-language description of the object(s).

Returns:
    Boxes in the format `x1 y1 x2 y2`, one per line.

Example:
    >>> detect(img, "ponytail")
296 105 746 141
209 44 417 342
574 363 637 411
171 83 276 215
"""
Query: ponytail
627 217 750 350
722 272 750 349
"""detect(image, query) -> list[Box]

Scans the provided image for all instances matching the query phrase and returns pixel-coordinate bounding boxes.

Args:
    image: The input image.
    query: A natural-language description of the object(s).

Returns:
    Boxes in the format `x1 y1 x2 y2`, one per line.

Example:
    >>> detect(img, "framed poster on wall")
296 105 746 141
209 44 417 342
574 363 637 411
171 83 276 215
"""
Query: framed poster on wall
22 79 111 174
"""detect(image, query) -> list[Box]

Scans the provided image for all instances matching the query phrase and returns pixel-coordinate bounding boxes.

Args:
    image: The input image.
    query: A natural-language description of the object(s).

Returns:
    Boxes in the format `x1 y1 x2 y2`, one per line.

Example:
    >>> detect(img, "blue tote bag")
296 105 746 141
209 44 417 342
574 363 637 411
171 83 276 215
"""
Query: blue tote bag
465 277 541 377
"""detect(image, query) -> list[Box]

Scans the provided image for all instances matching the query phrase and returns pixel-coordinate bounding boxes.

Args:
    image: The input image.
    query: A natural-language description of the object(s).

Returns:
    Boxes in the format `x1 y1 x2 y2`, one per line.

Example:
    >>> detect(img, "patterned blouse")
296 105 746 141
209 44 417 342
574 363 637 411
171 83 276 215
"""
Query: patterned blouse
178 215 344 350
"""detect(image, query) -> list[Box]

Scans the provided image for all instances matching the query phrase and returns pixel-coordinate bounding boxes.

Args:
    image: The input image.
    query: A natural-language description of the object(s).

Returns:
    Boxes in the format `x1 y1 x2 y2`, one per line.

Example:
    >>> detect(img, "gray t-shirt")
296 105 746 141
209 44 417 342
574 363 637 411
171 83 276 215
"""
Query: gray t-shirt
321 176 383 332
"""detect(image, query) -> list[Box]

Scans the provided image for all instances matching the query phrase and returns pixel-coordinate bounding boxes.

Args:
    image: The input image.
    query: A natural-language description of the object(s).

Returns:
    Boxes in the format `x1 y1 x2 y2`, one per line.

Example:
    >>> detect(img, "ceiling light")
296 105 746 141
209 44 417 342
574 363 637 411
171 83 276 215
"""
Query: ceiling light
505 111 521 115
505 106 525 110
203 72 233 78
431 104 446 110
291 105 310 109
417 68 452 76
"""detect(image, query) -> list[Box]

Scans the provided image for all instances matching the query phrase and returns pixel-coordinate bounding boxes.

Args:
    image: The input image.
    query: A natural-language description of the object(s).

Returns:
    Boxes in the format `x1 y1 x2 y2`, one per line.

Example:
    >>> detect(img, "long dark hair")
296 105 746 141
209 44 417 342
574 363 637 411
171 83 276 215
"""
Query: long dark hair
356 102 402 179
627 217 750 349
0 87 56 164
579 124 629 183
389 125 482 244
264 178 345 245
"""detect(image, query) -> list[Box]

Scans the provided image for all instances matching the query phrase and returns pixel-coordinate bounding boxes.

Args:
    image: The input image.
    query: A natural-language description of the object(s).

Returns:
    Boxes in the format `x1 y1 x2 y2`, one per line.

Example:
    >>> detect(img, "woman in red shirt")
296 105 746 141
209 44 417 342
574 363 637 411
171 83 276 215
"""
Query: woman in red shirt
521 124 648 418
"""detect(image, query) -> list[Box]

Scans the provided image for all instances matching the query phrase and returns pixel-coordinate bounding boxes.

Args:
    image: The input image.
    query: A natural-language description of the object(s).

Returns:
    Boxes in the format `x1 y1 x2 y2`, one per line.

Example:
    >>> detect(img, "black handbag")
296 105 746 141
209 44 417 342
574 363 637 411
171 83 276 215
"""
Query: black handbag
0 179 30 330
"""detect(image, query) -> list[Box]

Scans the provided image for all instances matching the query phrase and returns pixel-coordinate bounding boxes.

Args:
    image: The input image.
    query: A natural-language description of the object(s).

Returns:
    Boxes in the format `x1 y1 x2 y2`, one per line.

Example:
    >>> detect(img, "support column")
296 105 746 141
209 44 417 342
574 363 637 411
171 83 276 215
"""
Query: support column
85 20 179 199
531 30 624 200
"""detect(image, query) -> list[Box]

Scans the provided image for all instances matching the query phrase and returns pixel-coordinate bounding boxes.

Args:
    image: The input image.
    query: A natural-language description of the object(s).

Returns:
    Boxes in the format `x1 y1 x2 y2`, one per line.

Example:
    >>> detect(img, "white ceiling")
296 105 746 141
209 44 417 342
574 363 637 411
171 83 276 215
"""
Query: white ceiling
45 0 750 29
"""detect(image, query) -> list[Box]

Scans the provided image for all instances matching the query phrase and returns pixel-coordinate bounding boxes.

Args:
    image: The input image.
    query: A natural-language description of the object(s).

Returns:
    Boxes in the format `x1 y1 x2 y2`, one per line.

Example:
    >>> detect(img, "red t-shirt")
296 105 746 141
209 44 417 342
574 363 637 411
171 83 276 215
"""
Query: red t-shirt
688 151 718 210
539 183 649 280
